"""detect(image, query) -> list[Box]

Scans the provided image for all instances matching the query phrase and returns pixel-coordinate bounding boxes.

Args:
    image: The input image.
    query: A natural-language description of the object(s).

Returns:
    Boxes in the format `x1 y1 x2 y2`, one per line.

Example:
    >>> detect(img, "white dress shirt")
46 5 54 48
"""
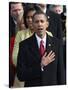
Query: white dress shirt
35 34 46 49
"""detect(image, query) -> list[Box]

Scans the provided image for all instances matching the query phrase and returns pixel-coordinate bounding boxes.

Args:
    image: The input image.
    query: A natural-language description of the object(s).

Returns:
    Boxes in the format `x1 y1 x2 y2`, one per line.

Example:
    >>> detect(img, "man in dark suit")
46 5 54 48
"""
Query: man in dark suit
9 2 24 38
17 11 65 87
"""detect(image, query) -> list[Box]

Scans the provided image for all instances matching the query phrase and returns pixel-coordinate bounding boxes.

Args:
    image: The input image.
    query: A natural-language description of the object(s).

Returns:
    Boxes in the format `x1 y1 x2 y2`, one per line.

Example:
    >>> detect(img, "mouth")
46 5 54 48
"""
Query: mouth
38 28 43 31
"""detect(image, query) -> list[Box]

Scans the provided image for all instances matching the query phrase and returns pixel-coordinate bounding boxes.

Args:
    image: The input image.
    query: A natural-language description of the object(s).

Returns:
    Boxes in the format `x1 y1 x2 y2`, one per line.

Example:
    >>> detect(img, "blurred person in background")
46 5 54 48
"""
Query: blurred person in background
49 5 66 69
9 2 24 38
12 6 36 87
12 6 36 67
49 5 63 14
9 2 24 87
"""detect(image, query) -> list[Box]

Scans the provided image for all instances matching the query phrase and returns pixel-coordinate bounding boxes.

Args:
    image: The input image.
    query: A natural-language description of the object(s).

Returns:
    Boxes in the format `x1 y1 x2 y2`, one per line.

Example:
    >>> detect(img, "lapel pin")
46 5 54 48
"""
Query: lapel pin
48 44 51 46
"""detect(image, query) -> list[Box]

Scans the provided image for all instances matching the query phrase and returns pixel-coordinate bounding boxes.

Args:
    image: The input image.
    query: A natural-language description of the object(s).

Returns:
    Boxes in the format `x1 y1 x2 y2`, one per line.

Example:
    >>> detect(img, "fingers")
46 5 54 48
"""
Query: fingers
47 56 55 63
42 51 55 66
47 51 55 63
49 52 55 58
50 58 55 63
50 52 55 57
51 58 55 61
48 50 55 56
48 50 53 56
44 51 55 58
42 51 55 60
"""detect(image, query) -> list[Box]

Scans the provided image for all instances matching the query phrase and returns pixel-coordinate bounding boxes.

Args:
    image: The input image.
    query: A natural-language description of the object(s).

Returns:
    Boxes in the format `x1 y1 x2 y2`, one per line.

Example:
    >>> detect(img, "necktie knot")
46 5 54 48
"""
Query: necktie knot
40 40 44 44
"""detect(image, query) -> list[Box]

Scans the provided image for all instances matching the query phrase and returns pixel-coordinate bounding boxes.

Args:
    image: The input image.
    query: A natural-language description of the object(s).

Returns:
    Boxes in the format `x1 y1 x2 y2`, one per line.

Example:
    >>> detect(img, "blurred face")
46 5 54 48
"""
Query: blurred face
33 14 48 38
11 3 24 21
53 6 63 14
26 10 35 30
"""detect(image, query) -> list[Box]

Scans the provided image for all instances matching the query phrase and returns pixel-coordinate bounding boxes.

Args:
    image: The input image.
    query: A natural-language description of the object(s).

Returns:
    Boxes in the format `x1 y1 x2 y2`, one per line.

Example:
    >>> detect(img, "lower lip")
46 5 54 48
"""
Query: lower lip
38 29 43 30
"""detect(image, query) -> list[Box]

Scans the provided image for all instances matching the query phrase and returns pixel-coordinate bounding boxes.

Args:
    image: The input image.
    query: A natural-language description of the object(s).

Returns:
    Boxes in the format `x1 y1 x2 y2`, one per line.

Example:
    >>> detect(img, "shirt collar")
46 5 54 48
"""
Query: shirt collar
35 34 46 48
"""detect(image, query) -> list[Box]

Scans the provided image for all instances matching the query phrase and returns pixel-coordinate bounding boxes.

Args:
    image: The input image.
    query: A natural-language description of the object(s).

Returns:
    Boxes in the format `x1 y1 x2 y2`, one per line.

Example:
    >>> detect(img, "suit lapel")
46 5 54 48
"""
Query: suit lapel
46 34 53 54
29 34 41 61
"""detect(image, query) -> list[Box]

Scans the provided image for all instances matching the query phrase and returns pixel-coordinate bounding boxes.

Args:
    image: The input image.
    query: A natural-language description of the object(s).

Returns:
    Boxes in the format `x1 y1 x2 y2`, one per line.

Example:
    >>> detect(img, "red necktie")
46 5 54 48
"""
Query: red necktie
39 40 45 56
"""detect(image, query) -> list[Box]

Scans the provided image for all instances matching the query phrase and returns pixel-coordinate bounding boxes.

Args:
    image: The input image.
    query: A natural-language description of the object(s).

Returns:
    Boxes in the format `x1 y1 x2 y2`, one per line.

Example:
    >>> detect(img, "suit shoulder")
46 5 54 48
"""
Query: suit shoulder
49 35 60 43
47 10 61 19
48 10 59 16
19 35 33 46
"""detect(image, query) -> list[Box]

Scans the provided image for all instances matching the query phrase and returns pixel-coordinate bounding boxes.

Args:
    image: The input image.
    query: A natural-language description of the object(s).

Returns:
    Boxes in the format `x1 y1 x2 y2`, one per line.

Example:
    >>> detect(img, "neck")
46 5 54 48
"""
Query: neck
37 33 46 39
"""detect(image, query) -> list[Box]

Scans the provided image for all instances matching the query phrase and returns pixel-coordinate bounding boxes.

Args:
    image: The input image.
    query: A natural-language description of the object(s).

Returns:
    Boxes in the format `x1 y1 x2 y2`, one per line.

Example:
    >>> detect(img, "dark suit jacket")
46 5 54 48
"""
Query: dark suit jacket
17 34 65 87
46 10 63 40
